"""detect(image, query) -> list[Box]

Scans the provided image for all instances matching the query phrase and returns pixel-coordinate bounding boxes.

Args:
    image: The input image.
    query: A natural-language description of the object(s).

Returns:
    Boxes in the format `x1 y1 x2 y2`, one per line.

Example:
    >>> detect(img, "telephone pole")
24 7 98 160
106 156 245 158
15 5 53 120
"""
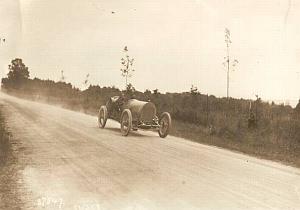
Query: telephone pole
60 70 65 82
0 37 6 81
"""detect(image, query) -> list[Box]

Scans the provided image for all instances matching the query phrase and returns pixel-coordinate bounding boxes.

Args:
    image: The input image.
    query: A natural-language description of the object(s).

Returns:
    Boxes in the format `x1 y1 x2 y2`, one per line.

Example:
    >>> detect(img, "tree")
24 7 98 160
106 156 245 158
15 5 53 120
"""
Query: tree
294 99 300 119
120 46 135 88
3 58 30 89
223 28 238 98
190 85 199 96
153 88 159 95
144 89 151 95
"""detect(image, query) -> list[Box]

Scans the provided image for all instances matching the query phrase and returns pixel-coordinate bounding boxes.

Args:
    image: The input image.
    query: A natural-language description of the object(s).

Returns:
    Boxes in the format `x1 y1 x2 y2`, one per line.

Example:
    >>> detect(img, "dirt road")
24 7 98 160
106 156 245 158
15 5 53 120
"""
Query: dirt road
1 93 300 210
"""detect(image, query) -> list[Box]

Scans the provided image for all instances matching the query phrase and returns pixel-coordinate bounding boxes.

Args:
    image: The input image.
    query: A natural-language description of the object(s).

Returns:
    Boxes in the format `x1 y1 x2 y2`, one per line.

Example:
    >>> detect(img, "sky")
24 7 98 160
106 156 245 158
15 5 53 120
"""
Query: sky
0 0 300 105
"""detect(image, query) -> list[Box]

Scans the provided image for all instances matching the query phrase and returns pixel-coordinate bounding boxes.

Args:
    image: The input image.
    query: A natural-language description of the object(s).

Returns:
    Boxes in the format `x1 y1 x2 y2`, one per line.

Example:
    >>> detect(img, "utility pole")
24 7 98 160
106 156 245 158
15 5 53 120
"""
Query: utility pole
0 37 6 82
83 73 90 85
224 28 238 99
60 70 65 82
255 94 260 124
206 94 209 126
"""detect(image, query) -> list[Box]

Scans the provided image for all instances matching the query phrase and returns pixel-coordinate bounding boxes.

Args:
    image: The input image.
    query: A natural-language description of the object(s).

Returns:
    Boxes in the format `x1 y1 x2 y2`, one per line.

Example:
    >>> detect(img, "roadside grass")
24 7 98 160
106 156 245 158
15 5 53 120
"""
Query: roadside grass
0 108 11 167
171 120 300 168
5 91 300 169
0 106 23 209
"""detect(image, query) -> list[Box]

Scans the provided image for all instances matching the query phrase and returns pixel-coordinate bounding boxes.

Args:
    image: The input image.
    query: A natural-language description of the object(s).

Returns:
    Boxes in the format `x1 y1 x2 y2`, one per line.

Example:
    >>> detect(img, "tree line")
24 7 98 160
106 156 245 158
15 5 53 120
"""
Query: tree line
2 58 300 148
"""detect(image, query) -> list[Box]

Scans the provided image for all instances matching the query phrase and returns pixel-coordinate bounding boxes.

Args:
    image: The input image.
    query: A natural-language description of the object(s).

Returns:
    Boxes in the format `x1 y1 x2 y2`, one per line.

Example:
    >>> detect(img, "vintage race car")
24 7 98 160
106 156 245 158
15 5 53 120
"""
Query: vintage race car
98 96 171 137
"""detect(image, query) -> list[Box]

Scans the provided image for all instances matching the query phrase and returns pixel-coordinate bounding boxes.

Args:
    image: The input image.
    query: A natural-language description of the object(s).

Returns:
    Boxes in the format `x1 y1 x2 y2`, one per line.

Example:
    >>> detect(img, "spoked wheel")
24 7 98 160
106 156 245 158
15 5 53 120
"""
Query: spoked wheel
120 109 132 136
158 112 171 138
98 106 108 128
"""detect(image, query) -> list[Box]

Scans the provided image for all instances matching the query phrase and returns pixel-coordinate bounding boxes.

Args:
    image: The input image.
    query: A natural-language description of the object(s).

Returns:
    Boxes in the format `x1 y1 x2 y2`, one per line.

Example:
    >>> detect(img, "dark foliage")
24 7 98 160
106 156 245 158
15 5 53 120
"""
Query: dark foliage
2 58 29 90
2 58 300 166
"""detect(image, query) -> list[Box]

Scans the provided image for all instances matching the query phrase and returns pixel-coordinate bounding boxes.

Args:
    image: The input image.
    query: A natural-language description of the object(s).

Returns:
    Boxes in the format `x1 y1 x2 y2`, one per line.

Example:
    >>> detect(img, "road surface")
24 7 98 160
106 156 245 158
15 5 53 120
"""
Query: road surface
1 93 300 210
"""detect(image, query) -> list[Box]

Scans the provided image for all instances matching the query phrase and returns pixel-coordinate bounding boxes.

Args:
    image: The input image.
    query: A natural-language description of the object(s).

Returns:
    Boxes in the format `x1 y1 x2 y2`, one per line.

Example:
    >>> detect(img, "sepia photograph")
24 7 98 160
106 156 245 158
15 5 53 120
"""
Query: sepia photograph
1 0 300 209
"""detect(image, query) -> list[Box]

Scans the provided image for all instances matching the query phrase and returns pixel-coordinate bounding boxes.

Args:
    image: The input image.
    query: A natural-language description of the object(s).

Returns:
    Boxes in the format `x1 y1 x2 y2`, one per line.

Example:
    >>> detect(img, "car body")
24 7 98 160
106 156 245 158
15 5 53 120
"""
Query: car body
98 96 171 137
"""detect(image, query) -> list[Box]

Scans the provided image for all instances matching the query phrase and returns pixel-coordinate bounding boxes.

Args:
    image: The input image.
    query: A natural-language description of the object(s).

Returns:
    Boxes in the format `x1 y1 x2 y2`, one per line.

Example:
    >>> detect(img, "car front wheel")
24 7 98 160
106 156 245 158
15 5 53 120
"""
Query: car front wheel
120 109 132 136
158 112 171 138
98 105 108 128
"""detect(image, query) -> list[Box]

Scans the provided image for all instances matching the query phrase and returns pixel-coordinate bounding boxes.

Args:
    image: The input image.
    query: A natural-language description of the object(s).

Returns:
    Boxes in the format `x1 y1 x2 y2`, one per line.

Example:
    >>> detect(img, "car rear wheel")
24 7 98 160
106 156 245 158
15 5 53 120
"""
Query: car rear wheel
158 112 171 138
120 109 132 136
98 106 108 128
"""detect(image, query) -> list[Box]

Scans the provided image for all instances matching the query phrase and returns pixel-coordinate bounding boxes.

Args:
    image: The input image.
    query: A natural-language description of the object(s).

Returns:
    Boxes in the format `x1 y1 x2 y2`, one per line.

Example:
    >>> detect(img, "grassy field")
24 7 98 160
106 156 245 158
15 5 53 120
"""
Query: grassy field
5 91 300 169
171 120 300 168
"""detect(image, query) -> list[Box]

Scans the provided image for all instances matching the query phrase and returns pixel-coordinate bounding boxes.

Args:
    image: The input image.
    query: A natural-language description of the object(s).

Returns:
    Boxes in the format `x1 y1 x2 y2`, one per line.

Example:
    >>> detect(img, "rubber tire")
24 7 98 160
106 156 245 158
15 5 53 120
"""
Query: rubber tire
98 106 108 128
120 109 132 136
158 112 171 138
